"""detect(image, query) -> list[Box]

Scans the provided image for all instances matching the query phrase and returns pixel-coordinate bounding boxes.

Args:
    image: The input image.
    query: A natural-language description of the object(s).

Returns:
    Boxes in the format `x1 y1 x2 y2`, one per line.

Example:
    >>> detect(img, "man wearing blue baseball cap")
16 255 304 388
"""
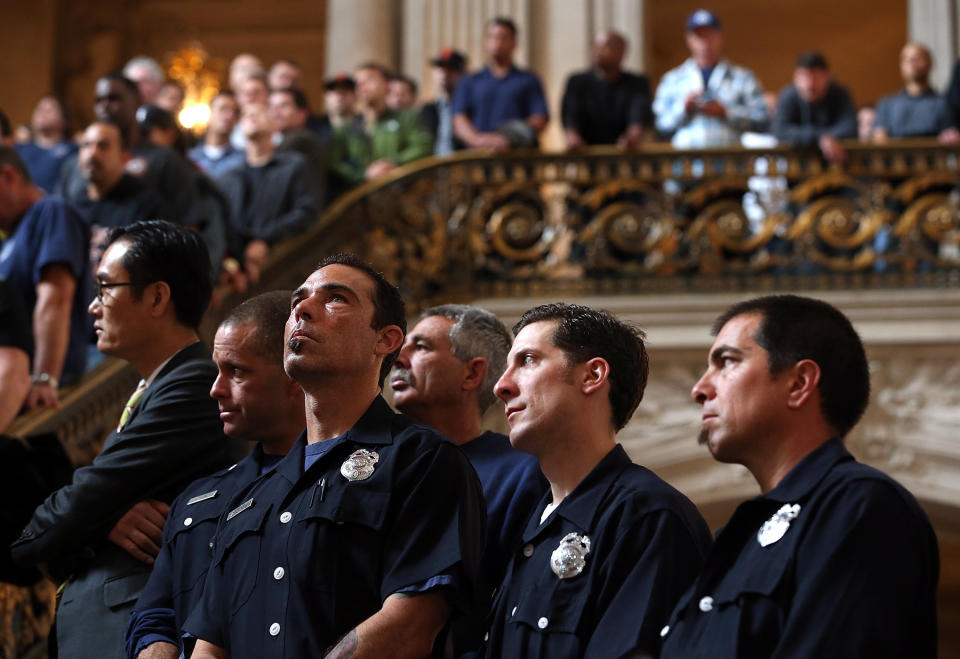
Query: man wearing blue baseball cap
653 9 768 148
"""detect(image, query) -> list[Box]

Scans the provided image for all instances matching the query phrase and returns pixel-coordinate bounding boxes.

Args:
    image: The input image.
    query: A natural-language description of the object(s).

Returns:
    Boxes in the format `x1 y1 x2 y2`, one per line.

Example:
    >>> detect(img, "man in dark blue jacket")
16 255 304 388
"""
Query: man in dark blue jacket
126 291 305 659
659 295 938 658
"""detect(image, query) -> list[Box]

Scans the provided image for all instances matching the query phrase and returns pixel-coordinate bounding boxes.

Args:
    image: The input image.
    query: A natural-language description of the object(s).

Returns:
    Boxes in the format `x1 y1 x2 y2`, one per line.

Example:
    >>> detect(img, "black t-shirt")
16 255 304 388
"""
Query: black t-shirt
561 70 653 145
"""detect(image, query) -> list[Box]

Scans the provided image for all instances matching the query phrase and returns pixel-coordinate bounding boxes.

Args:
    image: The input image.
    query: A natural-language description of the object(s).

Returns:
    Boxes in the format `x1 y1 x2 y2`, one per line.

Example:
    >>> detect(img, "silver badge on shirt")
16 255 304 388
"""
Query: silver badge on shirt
550 532 591 579
757 503 801 547
340 449 379 482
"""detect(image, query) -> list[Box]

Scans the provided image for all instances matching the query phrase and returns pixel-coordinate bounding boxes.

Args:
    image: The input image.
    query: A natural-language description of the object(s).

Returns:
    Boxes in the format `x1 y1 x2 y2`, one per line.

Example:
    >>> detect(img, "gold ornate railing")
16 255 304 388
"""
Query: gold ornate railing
329 140 960 300
11 140 960 447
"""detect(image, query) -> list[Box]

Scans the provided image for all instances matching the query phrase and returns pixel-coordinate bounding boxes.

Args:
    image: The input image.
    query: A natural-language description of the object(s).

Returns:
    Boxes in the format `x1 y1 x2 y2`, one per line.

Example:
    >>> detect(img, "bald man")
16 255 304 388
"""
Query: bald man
561 30 653 149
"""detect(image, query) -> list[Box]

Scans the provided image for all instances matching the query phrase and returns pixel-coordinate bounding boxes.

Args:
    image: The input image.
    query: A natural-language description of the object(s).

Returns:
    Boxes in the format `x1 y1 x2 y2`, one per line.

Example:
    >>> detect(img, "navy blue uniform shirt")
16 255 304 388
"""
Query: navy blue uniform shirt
125 444 279 659
182 396 487 658
659 438 939 659
482 444 712 659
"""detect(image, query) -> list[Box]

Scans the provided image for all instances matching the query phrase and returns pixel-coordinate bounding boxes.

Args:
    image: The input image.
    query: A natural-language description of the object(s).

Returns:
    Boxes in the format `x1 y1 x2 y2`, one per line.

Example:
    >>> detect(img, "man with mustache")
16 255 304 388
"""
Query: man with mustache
484 303 711 658
125 291 304 659
659 295 938 658
185 254 486 659
390 304 547 654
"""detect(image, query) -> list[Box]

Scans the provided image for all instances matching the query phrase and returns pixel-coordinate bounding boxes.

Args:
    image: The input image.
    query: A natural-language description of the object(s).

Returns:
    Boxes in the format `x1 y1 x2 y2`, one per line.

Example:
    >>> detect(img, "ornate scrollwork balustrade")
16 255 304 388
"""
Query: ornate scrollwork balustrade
303 140 960 306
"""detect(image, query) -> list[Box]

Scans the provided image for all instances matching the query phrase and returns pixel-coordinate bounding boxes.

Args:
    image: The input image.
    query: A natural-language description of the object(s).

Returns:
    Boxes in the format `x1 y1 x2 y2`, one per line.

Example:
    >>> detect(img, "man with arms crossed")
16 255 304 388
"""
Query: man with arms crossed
11 220 242 658
126 291 305 659
659 295 938 658
484 303 711 658
185 254 486 658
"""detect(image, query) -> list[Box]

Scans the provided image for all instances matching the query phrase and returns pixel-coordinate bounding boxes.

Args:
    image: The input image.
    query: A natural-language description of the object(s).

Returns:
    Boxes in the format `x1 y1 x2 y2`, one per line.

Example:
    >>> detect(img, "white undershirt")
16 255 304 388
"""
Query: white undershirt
540 500 559 524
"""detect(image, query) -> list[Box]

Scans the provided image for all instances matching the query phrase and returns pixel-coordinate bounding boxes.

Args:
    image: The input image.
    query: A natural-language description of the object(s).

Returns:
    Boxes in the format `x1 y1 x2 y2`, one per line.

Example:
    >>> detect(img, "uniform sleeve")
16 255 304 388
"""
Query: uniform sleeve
584 508 708 659
770 480 938 659
181 549 229 649
381 440 486 613
10 364 223 574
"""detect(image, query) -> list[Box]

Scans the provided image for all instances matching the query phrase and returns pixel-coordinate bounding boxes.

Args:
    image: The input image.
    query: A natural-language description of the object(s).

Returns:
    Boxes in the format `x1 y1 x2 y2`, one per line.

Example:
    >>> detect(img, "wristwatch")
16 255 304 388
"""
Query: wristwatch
31 372 59 388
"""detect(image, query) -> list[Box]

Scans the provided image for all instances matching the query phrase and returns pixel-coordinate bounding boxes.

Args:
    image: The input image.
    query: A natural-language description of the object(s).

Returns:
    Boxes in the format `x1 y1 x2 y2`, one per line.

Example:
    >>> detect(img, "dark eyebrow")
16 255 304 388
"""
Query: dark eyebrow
290 282 360 303
709 344 744 363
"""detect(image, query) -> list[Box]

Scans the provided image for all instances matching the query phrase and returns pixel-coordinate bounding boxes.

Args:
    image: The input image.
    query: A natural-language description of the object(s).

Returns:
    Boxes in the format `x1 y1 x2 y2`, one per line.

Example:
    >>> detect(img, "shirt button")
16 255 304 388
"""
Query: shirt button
699 596 714 612
273 567 285 580
484 633 489 642
268 622 280 636
537 617 549 630
183 517 193 526
660 625 670 637
511 606 517 617
279 511 292 524
522 544 534 557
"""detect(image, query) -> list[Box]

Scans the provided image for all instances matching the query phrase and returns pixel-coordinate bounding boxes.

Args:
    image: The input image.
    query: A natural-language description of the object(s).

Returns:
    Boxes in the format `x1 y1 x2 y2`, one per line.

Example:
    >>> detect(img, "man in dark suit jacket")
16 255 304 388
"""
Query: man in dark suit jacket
10 220 245 658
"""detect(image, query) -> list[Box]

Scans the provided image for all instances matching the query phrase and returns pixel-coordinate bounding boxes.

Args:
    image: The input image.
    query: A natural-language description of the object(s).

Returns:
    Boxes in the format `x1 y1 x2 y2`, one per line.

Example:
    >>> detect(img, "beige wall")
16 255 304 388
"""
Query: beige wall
0 0 56 129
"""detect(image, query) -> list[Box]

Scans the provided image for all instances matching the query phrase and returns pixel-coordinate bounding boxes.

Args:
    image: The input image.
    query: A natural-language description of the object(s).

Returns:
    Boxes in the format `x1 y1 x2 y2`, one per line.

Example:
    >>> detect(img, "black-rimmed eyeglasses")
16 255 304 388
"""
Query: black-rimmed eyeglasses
95 281 134 302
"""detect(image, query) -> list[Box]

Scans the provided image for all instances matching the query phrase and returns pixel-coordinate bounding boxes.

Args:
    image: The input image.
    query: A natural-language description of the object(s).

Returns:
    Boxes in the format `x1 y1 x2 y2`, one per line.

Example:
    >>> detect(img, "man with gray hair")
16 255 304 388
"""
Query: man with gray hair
391 304 547 597
124 57 165 106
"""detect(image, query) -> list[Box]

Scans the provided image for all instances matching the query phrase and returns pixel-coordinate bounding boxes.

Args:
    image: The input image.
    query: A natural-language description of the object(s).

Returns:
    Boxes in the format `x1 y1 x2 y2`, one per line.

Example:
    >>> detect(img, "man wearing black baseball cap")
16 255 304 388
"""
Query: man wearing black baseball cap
421 48 468 155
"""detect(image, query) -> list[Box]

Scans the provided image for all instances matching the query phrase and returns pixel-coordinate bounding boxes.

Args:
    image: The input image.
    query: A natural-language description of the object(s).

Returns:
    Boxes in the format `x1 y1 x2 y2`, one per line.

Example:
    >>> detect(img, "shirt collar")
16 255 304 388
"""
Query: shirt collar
144 341 202 388
522 444 632 541
761 437 852 503
274 395 396 484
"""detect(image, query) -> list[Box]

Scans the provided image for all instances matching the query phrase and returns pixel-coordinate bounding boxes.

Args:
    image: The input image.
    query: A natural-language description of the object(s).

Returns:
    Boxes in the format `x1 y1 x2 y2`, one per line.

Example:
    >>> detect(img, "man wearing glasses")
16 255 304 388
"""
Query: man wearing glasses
11 220 244 659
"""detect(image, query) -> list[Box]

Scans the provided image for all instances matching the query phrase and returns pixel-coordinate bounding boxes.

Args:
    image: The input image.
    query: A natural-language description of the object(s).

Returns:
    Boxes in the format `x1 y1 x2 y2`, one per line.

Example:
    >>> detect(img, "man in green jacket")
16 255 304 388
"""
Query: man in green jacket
328 62 433 188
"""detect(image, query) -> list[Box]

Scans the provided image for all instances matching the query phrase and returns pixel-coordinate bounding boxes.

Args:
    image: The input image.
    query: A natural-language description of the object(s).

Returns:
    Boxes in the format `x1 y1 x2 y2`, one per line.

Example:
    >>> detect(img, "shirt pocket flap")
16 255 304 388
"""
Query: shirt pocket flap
102 570 151 609
712 552 789 604
170 500 223 541
213 500 272 566
511 584 587 634
300 482 390 530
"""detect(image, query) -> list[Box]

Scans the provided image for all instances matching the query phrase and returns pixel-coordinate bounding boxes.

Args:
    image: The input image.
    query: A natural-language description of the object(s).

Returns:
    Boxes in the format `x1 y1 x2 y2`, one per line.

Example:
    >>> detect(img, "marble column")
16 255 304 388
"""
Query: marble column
907 0 958 90
325 0 400 75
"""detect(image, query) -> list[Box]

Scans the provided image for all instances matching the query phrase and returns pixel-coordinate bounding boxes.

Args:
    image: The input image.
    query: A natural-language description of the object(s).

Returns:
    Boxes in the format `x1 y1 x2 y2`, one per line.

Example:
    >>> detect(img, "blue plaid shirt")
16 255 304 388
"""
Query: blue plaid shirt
654 58 768 148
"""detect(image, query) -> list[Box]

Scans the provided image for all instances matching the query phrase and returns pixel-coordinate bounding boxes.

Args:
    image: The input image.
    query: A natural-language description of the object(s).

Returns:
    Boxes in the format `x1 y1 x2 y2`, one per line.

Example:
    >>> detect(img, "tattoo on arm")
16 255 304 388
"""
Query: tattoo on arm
324 629 359 659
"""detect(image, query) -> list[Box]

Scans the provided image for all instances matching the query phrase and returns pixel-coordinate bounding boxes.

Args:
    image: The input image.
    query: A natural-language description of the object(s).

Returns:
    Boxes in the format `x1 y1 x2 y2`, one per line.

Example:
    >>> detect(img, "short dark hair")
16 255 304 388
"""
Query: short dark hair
712 295 870 437
0 145 33 183
389 74 418 96
513 303 648 431
137 105 178 133
36 94 72 140
315 253 406 386
98 72 143 101
489 16 518 37
106 220 213 329
422 304 511 413
222 290 291 366
355 62 392 80
796 51 829 70
89 119 131 151
273 87 310 111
